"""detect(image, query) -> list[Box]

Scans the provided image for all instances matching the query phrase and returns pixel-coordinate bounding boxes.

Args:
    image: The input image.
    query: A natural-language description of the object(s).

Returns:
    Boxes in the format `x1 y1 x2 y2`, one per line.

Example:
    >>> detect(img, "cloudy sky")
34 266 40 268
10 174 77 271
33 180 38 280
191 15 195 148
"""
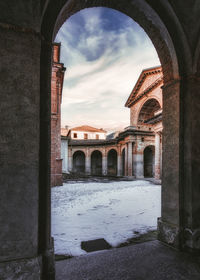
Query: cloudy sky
55 7 160 132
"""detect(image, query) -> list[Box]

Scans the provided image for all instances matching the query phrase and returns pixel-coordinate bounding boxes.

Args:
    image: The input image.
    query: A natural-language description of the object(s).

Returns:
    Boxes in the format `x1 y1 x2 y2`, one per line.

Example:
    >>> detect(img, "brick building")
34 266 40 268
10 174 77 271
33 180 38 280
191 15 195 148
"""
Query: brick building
62 66 162 179
51 43 66 186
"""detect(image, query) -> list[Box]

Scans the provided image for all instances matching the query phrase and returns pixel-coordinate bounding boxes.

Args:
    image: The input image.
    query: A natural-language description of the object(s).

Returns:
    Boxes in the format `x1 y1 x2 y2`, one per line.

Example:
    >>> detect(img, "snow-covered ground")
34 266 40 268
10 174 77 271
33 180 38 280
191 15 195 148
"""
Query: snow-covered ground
52 180 161 256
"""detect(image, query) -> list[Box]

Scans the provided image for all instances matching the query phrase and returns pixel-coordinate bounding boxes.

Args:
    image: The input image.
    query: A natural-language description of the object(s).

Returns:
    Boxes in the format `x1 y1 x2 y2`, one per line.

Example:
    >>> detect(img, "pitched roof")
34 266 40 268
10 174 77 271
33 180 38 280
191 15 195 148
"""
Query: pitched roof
70 125 107 133
125 66 163 108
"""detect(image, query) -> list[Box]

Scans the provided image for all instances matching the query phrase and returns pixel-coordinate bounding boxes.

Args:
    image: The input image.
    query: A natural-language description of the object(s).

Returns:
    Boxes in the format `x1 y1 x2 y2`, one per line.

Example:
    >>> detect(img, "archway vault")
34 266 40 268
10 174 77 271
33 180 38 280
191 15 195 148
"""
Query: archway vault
42 0 182 82
41 0 182 251
138 98 161 125
39 1 200 278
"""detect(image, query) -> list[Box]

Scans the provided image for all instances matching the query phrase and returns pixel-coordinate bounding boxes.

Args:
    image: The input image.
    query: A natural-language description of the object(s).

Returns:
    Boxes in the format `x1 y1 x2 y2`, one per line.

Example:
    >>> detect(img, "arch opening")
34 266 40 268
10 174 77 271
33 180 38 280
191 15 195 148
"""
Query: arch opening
73 151 85 173
138 98 161 125
91 150 102 175
41 1 183 270
107 149 117 176
144 145 155 178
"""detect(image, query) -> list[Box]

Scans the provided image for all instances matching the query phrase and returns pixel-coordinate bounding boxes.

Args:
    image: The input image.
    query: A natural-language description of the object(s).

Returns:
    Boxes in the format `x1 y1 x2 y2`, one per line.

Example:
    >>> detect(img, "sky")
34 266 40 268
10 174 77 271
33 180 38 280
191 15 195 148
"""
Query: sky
55 7 160 132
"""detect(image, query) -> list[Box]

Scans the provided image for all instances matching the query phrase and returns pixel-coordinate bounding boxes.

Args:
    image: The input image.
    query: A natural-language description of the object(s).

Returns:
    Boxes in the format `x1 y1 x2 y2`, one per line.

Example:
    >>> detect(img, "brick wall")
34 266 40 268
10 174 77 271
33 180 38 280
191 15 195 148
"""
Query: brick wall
51 43 66 186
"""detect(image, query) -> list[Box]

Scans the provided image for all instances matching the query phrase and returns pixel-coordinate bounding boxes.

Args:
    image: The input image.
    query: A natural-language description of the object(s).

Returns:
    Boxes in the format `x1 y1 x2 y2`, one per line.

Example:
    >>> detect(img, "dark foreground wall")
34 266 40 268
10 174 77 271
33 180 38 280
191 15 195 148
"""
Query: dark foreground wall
0 16 42 280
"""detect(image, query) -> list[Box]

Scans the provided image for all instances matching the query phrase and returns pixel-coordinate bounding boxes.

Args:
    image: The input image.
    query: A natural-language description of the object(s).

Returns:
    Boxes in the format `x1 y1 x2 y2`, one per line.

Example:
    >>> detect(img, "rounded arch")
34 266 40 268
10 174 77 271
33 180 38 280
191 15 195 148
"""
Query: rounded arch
41 0 182 82
106 147 118 157
91 150 102 175
143 145 155 178
137 98 161 125
72 149 86 157
39 1 195 262
107 149 117 176
73 150 86 173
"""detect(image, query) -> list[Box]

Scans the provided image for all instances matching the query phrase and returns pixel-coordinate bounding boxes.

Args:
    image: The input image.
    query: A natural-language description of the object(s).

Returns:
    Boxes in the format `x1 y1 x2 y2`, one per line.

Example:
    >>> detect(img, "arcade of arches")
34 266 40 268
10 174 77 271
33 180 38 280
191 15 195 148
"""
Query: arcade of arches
68 143 156 178
64 66 162 180
1 1 200 279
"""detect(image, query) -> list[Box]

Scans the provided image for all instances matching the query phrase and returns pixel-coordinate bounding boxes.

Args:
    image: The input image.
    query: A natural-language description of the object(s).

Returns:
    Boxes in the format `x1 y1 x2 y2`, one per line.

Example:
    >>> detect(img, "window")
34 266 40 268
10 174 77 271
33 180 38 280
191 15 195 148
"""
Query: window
84 133 88 139
73 133 77 138
96 134 99 139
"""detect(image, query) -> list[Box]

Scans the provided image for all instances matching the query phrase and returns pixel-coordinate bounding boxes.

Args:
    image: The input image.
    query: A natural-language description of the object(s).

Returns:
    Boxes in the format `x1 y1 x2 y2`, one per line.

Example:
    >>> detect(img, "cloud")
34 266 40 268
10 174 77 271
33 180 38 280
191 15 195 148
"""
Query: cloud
55 7 160 131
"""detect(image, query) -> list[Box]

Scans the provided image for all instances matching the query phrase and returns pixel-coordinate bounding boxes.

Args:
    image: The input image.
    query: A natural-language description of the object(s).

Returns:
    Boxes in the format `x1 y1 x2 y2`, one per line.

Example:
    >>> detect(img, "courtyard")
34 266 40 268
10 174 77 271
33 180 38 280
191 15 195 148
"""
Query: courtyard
52 179 161 257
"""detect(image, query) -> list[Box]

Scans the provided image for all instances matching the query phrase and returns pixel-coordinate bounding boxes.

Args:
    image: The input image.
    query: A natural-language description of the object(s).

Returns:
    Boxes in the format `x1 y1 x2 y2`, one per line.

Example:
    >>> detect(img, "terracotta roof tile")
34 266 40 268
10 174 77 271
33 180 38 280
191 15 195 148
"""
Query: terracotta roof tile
70 125 106 133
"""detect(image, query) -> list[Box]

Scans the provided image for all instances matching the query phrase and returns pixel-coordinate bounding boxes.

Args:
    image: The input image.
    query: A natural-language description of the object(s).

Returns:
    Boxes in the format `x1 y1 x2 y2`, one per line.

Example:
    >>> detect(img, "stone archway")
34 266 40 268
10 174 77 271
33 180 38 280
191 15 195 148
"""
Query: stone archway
138 98 161 125
39 2 183 277
91 150 102 175
39 1 197 278
73 151 85 173
144 145 155 178
107 149 117 176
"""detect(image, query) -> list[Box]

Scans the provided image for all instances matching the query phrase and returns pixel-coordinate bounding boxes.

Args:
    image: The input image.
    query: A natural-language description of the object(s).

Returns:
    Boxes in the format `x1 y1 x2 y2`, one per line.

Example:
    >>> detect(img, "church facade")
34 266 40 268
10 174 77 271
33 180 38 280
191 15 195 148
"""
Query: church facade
62 66 163 179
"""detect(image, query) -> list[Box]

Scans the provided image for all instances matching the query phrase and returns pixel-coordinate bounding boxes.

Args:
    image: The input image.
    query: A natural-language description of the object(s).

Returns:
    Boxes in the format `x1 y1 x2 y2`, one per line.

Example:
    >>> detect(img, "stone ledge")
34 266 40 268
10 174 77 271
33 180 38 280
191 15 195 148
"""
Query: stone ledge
0 256 42 280
157 218 180 248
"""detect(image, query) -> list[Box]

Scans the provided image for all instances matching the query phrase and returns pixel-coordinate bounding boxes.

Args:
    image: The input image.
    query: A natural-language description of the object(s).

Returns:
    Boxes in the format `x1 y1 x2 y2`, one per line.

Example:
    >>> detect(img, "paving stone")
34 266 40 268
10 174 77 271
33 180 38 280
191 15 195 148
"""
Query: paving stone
56 241 200 280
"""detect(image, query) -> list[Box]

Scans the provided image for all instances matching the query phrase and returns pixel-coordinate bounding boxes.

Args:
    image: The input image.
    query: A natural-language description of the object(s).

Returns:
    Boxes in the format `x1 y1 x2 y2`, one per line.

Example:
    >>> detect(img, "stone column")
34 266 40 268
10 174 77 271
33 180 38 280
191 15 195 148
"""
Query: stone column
155 133 161 179
160 134 162 179
127 141 133 176
117 145 122 176
61 139 68 173
117 155 122 177
124 144 128 176
102 153 107 176
0 19 50 279
133 140 144 178
85 148 91 175
68 148 73 172
158 80 181 249
178 76 200 252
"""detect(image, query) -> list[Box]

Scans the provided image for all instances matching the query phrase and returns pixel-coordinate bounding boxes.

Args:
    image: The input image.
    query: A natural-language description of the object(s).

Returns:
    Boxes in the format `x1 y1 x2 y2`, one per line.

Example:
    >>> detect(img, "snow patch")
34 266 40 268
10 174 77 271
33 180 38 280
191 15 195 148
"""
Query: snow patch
52 180 161 256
